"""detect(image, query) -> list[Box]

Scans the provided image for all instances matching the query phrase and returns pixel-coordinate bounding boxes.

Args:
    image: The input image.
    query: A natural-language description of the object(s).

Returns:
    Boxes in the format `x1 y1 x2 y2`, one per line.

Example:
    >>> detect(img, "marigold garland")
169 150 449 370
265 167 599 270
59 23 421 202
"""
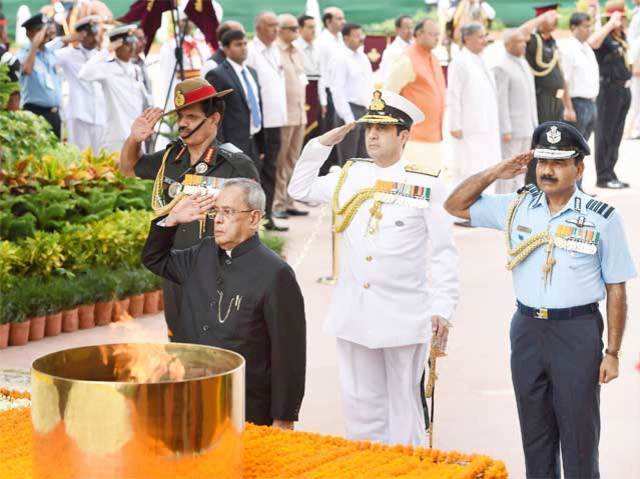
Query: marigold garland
0 393 508 479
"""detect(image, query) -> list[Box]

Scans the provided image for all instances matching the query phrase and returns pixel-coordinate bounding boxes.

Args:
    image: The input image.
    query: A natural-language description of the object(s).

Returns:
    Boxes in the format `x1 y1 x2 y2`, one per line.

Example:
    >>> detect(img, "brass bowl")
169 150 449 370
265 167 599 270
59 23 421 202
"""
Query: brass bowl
31 343 245 479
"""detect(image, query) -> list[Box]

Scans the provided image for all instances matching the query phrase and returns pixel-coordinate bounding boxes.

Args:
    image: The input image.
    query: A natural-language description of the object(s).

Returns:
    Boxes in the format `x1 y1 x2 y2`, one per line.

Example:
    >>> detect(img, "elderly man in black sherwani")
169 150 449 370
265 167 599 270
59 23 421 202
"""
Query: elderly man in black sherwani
142 178 306 428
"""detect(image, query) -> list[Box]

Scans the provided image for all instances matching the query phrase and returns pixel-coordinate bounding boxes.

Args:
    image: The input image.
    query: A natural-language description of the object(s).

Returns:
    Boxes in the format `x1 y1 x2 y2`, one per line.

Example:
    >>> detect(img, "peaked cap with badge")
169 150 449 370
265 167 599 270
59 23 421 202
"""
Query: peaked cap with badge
75 15 102 34
164 77 233 116
108 23 138 42
531 121 590 160
357 89 425 129
21 12 51 30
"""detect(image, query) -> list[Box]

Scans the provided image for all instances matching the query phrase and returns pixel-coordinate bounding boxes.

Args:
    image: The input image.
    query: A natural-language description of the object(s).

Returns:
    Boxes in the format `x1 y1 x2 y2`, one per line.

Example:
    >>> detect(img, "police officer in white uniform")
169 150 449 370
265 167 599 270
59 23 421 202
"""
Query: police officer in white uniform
288 90 459 446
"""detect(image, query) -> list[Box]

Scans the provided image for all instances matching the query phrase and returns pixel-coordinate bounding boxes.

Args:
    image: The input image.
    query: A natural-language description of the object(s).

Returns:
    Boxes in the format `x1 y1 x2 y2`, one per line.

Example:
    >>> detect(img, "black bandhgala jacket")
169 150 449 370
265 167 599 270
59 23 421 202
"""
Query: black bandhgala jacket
142 221 306 425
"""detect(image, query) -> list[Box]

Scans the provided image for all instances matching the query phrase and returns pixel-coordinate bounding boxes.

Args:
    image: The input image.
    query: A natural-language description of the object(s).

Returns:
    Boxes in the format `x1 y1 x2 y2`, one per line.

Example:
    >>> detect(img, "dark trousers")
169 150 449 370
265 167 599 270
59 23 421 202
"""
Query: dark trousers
525 91 564 184
23 103 61 139
595 83 631 184
510 310 603 479
319 88 339 176
572 97 597 189
260 127 281 219
162 280 186 342
336 103 368 161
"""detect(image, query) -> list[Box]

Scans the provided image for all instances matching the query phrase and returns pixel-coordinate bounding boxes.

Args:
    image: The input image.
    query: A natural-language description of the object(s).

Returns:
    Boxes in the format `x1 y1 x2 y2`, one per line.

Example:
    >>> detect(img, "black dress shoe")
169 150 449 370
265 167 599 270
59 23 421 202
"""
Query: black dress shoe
272 210 290 219
264 219 289 232
285 208 309 217
596 180 626 189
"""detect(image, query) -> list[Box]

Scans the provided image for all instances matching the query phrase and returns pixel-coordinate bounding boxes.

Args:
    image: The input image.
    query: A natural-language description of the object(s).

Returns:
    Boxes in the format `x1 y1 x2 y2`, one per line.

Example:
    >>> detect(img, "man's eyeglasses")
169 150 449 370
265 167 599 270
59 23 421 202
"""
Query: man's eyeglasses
208 208 256 219
281 26 299 32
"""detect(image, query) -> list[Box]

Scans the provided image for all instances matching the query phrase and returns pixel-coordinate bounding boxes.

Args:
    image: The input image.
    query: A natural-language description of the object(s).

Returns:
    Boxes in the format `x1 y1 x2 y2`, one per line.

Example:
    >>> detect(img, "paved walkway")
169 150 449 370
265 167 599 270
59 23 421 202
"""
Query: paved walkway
2 140 640 478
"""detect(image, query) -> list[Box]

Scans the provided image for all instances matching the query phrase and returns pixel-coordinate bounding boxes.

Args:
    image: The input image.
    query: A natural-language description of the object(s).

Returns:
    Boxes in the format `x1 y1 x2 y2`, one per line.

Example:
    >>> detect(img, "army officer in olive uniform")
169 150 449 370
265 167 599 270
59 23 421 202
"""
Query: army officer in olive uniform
445 122 635 479
120 77 259 342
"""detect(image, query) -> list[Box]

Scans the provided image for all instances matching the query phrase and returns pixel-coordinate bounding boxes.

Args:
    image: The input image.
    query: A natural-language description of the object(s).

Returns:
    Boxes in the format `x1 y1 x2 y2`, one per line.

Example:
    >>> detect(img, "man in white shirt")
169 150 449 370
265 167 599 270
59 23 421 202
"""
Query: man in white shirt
330 23 374 161
246 11 288 231
446 23 500 193
55 16 106 154
316 7 345 133
491 28 537 193
78 24 149 153
377 15 413 83
294 15 319 80
288 90 459 446
562 12 599 145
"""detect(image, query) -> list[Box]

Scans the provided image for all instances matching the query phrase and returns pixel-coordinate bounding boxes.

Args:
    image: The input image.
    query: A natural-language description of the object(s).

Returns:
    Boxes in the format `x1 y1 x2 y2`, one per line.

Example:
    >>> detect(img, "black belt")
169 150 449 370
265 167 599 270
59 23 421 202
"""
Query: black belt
23 103 59 114
516 301 598 320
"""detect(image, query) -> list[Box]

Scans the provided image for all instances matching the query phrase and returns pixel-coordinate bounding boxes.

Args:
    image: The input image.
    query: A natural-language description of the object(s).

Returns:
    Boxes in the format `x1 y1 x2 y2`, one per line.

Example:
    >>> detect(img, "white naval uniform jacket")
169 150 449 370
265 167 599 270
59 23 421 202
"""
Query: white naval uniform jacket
289 139 459 348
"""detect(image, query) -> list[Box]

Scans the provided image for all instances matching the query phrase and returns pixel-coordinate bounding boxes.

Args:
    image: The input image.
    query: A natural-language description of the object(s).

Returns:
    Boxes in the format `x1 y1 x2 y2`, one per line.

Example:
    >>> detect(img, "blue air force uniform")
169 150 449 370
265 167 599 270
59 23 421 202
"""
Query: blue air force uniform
470 122 636 479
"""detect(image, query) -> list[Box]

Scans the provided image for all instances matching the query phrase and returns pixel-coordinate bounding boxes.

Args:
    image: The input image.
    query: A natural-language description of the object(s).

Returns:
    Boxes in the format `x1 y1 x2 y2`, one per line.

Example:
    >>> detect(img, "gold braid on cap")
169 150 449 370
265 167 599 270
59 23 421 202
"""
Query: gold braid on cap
531 33 559 78
504 189 556 286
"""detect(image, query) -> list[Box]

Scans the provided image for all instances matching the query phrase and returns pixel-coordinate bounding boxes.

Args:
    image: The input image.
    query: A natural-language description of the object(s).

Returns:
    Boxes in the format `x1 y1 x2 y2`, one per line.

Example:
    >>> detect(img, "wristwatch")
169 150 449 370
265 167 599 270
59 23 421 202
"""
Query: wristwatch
605 349 620 358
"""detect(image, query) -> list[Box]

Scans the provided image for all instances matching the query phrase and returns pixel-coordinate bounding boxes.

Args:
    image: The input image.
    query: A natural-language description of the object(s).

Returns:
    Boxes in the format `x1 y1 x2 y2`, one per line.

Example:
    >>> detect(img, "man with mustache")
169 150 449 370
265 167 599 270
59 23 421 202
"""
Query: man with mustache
444 121 636 479
120 77 259 343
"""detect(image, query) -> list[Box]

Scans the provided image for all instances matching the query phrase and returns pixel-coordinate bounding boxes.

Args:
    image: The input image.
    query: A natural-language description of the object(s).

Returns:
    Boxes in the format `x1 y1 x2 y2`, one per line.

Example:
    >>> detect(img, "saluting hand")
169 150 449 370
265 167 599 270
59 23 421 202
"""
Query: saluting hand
493 150 533 180
317 122 357 147
130 108 164 143
164 194 216 227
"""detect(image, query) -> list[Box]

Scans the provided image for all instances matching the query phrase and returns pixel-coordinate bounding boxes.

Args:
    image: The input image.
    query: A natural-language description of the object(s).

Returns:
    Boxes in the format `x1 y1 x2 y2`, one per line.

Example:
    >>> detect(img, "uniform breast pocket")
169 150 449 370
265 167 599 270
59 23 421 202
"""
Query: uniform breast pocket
567 251 597 270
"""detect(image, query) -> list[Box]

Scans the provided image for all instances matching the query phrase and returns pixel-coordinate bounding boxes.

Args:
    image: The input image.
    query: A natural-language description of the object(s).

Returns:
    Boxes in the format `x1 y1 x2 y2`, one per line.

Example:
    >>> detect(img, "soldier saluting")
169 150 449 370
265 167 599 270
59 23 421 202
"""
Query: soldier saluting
120 78 259 343
445 122 636 479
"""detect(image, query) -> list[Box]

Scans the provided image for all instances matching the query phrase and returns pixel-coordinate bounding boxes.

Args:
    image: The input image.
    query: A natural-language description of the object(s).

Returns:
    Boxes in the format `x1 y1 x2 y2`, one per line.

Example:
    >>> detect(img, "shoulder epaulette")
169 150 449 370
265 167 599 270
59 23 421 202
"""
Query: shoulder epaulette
219 142 243 155
585 199 615 219
404 163 441 177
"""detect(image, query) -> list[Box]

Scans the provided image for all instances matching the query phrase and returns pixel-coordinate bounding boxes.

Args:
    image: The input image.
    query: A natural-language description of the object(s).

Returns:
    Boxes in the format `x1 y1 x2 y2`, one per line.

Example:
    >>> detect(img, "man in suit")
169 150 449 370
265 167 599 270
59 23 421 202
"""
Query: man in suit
492 28 538 193
206 30 263 164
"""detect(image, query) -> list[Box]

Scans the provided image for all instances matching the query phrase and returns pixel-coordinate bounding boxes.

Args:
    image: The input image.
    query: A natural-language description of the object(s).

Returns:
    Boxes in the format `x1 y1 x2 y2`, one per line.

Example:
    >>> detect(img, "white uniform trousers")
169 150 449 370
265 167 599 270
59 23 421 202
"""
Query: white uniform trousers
67 119 105 155
336 338 428 446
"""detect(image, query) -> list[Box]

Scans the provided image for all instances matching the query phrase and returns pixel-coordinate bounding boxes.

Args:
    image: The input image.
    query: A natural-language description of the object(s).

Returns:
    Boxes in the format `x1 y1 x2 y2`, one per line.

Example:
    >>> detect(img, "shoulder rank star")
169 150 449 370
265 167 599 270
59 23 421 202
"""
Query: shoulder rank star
546 125 561 144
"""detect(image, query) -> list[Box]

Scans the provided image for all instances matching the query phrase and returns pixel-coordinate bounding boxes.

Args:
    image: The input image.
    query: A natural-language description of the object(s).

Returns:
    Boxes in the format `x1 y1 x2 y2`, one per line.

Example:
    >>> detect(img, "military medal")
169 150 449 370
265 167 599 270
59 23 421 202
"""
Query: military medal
195 162 208 174
167 182 182 198
372 180 431 209
554 224 599 255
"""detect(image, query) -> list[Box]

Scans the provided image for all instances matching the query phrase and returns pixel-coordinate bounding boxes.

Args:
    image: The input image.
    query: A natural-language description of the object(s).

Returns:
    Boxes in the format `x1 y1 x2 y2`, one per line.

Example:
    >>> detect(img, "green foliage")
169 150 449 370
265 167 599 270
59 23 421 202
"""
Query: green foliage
0 293 27 325
260 231 285 256
0 180 153 240
0 64 19 108
87 268 119 302
0 111 58 166
0 241 22 286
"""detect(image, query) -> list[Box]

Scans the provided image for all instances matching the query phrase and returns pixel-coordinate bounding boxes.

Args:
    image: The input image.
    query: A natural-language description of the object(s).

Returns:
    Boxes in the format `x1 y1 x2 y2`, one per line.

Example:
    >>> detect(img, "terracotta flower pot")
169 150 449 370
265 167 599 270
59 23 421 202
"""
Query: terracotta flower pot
129 294 145 318
94 301 114 326
9 320 31 346
113 298 130 322
78 304 96 329
28 316 47 341
158 290 164 311
61 308 79 333
143 290 160 315
45 313 62 337
0 323 9 349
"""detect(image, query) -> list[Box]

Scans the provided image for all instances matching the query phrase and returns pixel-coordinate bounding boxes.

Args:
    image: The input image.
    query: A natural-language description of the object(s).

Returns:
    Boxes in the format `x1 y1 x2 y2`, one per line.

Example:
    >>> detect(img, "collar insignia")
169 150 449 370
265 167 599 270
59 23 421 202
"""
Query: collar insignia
546 125 561 144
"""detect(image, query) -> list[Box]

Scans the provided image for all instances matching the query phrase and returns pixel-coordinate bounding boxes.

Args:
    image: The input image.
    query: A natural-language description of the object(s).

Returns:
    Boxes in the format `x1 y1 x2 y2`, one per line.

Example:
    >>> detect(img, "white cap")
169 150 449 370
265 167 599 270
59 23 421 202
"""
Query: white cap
108 24 137 41
75 15 101 31
357 89 425 127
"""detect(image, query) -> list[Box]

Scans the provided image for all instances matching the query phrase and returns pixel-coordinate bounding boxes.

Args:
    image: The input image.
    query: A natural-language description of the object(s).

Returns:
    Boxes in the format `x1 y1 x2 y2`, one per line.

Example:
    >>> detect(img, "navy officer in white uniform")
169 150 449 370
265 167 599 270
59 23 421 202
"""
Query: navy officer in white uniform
444 121 636 479
289 89 459 446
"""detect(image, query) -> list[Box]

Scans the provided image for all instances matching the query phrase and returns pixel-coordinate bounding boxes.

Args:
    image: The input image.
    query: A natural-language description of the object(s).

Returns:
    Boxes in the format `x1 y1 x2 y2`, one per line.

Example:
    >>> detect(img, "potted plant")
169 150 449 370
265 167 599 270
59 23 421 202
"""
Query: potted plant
59 278 82 333
7 296 30 347
127 269 146 318
142 270 162 315
76 274 96 329
92 268 117 326
42 278 64 337
113 269 132 322
20 278 48 341
0 295 11 349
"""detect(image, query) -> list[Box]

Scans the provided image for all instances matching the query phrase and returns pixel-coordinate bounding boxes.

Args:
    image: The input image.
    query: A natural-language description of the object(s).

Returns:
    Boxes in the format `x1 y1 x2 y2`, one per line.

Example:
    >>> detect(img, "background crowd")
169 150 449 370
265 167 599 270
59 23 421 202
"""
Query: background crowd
2 0 640 231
